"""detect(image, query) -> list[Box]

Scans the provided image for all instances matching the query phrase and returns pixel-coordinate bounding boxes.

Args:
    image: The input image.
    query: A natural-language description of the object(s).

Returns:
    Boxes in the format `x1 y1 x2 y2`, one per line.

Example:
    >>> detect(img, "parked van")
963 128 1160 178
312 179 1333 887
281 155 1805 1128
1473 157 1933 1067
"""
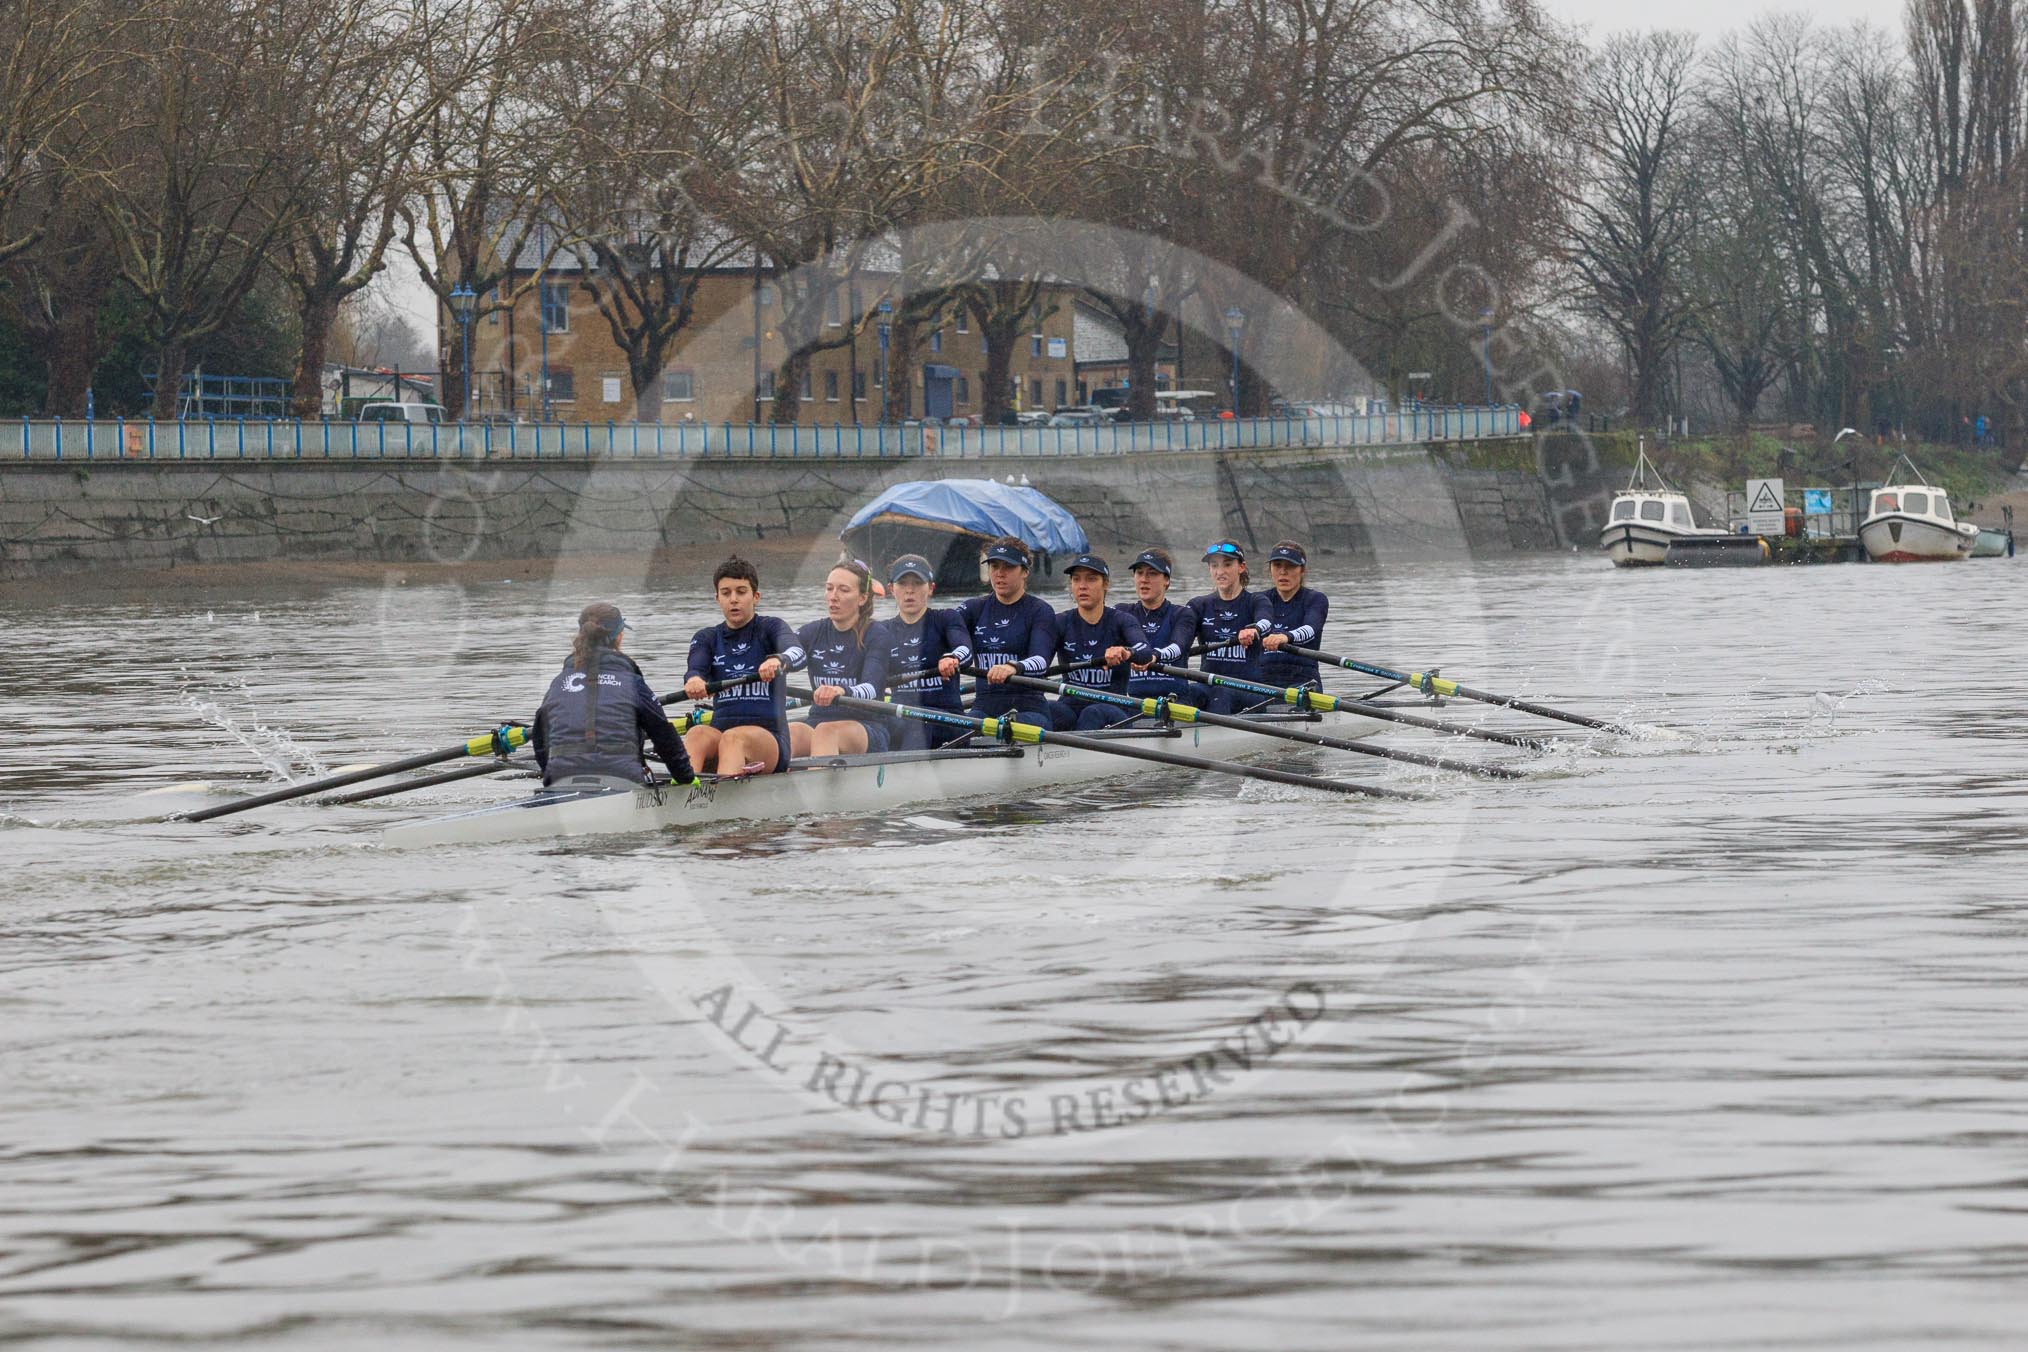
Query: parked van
358 401 448 425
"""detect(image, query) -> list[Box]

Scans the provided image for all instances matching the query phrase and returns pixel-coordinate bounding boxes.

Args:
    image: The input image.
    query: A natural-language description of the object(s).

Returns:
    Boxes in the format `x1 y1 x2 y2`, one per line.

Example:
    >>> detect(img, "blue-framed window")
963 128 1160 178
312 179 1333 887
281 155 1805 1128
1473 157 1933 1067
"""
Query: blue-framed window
540 282 570 334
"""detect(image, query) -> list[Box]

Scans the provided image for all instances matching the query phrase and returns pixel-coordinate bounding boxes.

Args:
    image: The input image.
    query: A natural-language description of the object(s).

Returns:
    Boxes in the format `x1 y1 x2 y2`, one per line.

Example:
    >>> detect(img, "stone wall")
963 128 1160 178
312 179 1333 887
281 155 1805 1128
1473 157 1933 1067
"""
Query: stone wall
0 443 1565 580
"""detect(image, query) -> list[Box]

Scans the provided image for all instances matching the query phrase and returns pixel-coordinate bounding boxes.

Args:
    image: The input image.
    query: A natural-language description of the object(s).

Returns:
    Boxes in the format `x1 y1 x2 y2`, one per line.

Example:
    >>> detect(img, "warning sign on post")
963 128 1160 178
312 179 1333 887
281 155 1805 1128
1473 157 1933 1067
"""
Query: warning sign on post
1746 478 1786 535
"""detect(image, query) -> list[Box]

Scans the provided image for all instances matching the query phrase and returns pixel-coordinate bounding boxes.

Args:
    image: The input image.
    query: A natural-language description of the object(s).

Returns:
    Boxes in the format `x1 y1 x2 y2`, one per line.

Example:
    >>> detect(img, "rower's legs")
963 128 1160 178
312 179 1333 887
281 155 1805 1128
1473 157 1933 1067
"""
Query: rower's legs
1074 704 1133 732
787 721 816 758
715 725 782 776
682 725 723 772
809 721 870 756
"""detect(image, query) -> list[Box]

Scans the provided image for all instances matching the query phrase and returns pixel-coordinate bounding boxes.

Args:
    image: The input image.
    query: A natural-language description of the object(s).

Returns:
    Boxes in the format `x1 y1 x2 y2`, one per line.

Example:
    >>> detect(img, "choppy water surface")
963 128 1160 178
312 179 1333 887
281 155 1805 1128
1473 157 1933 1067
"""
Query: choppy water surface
4 554 2027 1349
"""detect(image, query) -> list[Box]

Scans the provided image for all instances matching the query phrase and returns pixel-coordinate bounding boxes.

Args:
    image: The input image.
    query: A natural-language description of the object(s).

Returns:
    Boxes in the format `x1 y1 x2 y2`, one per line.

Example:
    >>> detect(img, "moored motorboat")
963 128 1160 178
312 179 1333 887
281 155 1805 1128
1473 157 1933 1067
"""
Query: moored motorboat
381 708 1388 849
1858 459 1977 562
1600 448 1730 566
1972 526 2013 558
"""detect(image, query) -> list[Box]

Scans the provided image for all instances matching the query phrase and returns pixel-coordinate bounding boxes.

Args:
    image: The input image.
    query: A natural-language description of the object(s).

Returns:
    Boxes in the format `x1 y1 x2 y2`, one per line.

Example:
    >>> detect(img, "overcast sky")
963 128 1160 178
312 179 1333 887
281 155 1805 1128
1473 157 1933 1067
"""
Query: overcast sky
1545 0 1906 40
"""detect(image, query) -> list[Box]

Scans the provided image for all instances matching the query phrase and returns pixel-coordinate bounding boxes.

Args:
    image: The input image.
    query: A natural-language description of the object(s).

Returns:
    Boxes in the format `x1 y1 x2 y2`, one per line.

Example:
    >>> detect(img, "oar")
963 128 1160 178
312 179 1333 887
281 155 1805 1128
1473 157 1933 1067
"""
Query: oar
1278 643 1646 735
1147 664 1550 750
972 667 1522 780
180 724 532 822
322 758 530 804
787 686 1417 801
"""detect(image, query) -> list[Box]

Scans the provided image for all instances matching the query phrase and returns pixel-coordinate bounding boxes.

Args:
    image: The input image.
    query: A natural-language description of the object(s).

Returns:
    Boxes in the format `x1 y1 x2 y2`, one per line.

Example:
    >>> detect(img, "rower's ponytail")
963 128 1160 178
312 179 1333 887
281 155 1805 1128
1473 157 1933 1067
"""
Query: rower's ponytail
830 560 877 641
571 601 625 671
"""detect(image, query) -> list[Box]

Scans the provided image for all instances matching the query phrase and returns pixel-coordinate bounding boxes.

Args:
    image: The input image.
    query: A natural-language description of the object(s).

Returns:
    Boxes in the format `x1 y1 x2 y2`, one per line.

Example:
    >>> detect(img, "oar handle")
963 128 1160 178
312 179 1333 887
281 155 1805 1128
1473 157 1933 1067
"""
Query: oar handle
656 673 777 706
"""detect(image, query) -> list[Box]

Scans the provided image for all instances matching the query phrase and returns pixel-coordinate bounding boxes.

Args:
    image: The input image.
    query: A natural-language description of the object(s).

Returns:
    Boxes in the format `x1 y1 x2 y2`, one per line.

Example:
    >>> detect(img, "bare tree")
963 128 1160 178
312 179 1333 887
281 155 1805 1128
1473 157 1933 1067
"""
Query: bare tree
1567 30 1702 425
0 0 128 267
87 0 320 417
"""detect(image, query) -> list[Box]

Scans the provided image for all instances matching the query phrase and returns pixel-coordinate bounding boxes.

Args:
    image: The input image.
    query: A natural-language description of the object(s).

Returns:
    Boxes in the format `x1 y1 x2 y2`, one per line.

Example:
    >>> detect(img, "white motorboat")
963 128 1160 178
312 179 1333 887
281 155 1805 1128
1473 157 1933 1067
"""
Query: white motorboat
381 709 1389 849
1858 458 1978 562
1600 448 1730 566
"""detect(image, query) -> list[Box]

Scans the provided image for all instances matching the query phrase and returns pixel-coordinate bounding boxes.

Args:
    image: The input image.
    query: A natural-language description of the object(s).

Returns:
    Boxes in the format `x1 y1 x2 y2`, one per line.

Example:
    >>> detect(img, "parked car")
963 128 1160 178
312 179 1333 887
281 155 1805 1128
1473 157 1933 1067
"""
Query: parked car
358 401 448 425
1046 407 1106 427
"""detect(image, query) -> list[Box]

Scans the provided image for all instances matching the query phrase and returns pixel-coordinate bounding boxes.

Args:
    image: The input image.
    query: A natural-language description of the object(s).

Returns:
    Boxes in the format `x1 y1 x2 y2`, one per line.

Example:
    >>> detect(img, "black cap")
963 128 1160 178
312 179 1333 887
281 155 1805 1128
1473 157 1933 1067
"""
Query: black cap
1064 552 1111 578
983 541 1031 568
1267 543 1307 566
1129 550 1172 576
888 553 934 583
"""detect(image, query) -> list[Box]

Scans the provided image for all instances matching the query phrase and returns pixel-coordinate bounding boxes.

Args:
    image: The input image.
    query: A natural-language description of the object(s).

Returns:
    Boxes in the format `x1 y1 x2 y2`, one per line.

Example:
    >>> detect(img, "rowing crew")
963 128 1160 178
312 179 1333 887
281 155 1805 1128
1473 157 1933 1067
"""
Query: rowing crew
529 536 1330 787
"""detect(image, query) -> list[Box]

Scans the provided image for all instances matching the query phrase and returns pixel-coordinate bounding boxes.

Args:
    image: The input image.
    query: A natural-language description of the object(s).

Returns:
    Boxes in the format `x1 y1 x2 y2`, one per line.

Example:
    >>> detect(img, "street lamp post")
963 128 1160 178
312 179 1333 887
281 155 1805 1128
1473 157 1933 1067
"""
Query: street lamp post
876 297 892 424
1223 306 1244 416
1481 308 1494 406
449 282 478 421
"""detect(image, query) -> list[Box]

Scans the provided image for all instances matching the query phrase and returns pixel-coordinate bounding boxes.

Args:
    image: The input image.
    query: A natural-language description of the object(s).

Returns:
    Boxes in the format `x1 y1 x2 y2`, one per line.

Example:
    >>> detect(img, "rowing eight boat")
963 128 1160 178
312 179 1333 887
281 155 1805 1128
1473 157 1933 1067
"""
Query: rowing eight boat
380 706 1389 849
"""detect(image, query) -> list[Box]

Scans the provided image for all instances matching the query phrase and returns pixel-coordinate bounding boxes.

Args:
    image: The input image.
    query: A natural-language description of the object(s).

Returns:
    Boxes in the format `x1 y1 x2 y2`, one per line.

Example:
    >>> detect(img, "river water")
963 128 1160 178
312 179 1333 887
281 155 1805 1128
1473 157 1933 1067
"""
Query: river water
3 552 2025 1349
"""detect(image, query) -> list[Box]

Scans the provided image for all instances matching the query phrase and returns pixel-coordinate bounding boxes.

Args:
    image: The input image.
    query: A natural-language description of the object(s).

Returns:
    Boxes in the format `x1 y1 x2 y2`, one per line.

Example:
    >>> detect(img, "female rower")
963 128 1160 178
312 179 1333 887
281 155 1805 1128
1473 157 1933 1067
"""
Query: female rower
1187 538 1269 714
1258 539 1328 690
1047 553 1151 730
863 554 971 749
532 602 694 787
959 536 1059 723
682 556 805 776
793 560 887 758
1118 547 1198 706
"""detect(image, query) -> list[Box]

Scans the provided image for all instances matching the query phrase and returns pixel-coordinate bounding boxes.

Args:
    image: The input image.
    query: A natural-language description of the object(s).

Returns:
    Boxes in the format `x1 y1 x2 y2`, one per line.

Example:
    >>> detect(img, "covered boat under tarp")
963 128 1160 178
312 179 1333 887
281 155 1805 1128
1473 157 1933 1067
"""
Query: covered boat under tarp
841 478 1090 590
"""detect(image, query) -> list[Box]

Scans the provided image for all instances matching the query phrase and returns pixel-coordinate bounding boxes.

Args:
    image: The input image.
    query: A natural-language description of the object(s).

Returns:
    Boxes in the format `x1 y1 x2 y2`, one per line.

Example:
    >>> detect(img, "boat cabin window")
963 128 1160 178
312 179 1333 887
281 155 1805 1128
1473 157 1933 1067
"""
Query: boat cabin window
1874 491 1898 513
1669 503 1692 527
1934 497 1953 522
1612 499 1635 521
1639 500 1665 522
1903 491 1928 515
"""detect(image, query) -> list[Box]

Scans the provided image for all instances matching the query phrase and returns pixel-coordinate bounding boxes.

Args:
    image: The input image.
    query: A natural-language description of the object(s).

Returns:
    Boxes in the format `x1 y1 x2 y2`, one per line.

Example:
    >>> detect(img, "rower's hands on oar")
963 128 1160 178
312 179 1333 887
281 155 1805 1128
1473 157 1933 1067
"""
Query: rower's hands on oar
683 675 709 701
812 685 842 707
1262 632 1289 651
1238 626 1260 647
987 662 1017 684
758 657 783 682
937 656 961 679
1103 645 1133 667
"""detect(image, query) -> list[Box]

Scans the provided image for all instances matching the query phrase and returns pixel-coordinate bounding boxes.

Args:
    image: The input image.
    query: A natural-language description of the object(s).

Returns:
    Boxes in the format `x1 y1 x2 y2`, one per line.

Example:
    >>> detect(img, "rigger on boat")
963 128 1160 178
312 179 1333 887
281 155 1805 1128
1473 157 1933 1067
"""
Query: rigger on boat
176 538 1650 844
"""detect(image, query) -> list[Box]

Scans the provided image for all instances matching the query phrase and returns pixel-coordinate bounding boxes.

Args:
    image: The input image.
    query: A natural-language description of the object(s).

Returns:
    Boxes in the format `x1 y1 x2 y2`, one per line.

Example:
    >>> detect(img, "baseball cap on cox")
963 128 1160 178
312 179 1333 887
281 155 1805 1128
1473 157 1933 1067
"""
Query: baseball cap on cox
888 554 935 584
1064 553 1111 578
1268 542 1307 566
982 540 1031 568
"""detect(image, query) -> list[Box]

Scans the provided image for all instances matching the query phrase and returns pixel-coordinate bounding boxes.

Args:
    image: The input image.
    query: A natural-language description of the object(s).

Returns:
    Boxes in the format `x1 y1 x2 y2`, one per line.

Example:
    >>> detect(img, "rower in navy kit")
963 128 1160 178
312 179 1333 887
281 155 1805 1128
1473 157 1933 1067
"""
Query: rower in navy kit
1187 539 1270 714
1258 540 1328 690
531 601 694 787
793 560 889 758
959 537 1058 722
1118 547 1198 706
863 554 971 749
1048 553 1151 730
682 556 805 776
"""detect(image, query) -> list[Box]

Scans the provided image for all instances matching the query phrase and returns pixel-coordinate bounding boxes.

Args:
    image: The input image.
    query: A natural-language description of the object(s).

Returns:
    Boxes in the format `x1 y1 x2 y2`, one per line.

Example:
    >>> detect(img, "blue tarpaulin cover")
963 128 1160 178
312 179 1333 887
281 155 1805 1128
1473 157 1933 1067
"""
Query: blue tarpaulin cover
844 479 1089 555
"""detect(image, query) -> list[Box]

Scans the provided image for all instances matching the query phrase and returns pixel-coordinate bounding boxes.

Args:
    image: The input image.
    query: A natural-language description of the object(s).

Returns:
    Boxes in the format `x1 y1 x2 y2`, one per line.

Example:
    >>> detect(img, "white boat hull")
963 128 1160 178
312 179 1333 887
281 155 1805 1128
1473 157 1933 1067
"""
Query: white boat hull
382 712 1388 849
1600 521 1732 567
1859 514 1976 562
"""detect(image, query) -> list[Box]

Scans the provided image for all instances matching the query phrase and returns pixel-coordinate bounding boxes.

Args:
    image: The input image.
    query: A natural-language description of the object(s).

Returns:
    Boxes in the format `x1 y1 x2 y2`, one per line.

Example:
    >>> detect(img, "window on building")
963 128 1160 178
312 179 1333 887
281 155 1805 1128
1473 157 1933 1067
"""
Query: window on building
758 370 775 400
800 366 813 399
1055 378 1067 408
955 310 969 334
540 282 570 334
757 283 776 306
825 369 840 401
826 289 842 326
852 371 867 401
548 366 576 402
1031 334 1042 357
956 375 970 403
663 369 695 402
930 329 942 353
1031 377 1043 407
